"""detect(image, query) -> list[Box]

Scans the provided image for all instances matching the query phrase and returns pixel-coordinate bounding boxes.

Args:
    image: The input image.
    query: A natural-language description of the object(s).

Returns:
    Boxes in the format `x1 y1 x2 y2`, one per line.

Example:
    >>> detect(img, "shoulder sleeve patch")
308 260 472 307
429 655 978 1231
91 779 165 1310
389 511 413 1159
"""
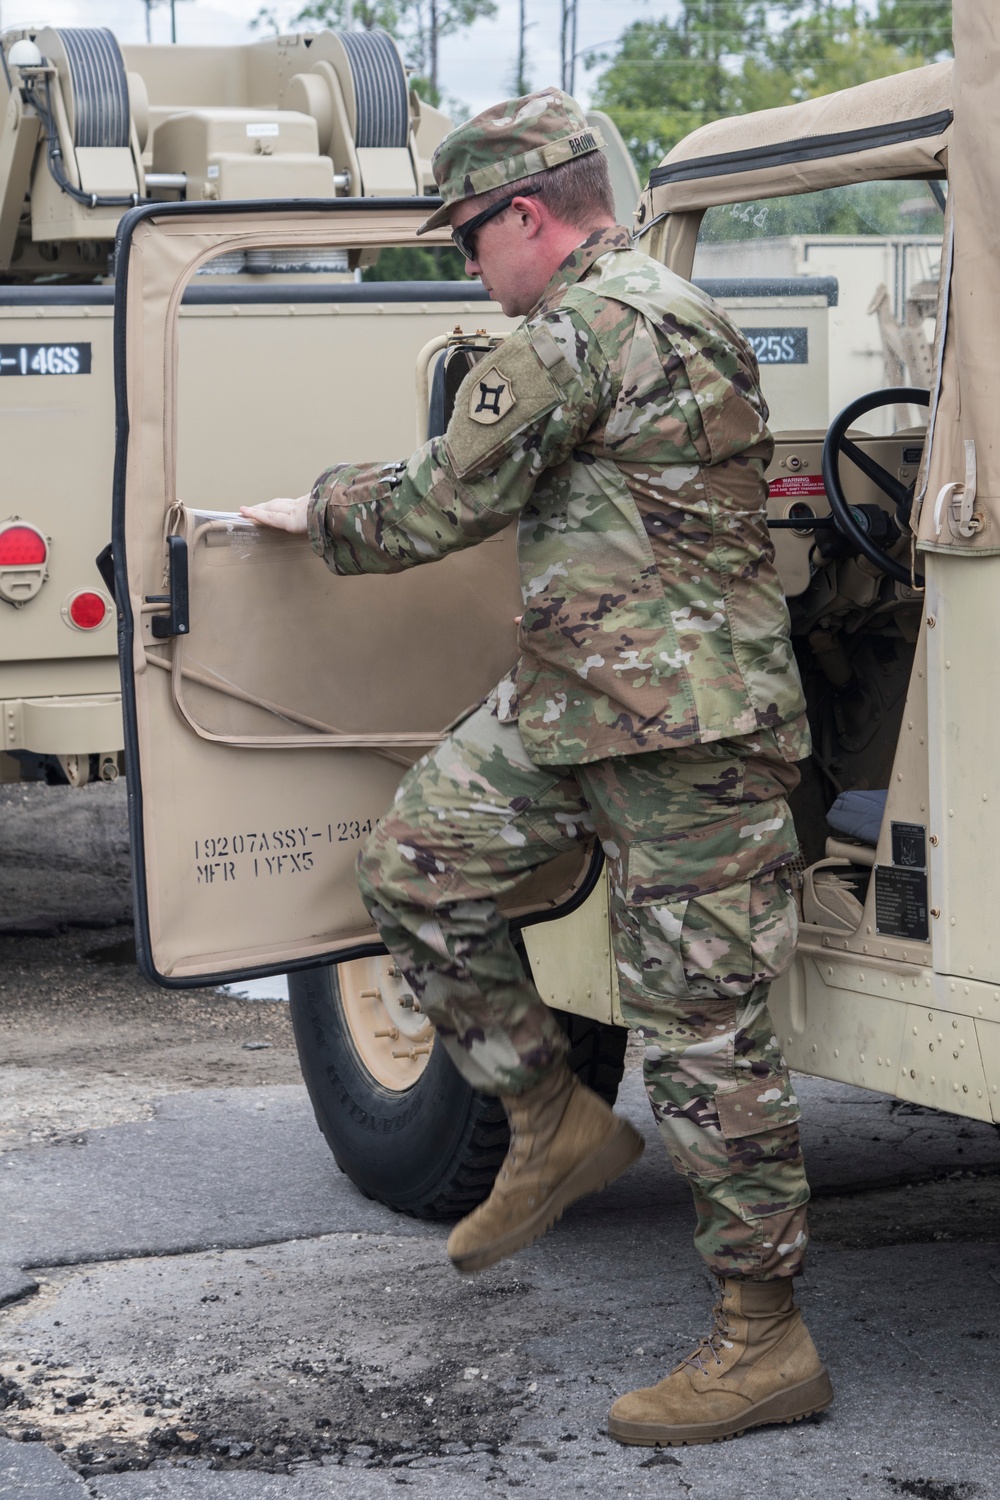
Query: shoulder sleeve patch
446 330 562 481
468 364 516 424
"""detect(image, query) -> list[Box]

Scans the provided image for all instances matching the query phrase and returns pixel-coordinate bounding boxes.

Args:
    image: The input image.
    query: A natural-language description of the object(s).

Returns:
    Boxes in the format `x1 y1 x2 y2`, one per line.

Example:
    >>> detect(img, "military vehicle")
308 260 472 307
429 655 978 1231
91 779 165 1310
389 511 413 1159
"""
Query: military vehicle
108 13 1000 1221
0 22 638 795
0 23 511 790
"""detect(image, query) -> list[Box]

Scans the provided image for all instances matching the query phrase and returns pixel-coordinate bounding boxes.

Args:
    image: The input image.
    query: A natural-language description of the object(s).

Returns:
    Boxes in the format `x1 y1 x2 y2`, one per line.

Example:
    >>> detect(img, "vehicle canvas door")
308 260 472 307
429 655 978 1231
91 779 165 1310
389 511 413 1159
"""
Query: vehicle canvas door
112 200 595 986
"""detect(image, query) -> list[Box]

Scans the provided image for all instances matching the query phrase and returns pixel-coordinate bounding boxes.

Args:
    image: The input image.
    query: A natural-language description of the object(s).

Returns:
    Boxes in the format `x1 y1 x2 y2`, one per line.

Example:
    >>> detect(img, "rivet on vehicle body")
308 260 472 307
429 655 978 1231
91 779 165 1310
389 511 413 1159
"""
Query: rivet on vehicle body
926 615 936 627
931 907 941 918
930 834 939 846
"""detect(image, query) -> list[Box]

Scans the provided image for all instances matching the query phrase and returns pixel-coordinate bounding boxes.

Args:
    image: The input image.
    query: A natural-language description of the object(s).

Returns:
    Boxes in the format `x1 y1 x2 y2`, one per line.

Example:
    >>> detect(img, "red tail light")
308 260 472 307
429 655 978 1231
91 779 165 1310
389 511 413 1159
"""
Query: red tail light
65 590 109 630
0 523 47 566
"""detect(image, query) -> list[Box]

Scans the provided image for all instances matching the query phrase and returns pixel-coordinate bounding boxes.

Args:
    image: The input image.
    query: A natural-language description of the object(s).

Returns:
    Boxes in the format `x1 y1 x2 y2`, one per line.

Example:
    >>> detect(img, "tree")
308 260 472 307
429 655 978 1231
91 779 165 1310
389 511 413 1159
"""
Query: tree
870 0 952 59
140 0 193 44
590 1 953 182
588 3 771 181
252 0 496 105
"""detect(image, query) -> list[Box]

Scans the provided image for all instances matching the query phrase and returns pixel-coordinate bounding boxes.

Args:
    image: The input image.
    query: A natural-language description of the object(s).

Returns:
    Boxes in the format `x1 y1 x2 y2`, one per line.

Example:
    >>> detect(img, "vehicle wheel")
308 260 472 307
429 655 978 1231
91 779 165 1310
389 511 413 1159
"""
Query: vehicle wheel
288 955 628 1221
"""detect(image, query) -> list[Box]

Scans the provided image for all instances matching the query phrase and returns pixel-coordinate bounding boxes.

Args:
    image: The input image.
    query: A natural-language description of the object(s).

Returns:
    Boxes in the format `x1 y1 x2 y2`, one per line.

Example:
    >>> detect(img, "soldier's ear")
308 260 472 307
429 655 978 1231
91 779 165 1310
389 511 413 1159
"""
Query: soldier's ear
511 195 545 240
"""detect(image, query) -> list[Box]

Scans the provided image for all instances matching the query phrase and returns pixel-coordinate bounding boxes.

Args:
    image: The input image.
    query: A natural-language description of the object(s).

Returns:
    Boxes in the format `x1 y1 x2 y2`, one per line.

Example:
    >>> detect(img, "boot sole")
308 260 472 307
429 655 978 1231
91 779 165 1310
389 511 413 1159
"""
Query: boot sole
449 1117 645 1275
607 1367 834 1447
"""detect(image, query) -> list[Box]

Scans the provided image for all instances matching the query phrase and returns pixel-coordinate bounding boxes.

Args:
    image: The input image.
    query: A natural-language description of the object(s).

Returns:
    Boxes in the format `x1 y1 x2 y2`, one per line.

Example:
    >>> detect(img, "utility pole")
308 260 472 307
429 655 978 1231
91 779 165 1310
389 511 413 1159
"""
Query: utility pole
170 0 177 43
516 0 527 95
429 0 439 98
568 0 578 95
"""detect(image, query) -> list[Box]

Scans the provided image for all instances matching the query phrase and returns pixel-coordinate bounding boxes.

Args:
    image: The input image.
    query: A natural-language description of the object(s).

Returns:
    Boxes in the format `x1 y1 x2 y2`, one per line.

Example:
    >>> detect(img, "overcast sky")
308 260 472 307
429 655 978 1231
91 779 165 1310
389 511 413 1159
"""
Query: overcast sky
0 0 664 114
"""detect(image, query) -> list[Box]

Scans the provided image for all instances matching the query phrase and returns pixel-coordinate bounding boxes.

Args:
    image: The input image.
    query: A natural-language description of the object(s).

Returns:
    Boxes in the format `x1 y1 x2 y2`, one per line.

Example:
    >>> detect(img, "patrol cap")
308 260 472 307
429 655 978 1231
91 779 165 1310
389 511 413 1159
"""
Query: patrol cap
417 88 606 235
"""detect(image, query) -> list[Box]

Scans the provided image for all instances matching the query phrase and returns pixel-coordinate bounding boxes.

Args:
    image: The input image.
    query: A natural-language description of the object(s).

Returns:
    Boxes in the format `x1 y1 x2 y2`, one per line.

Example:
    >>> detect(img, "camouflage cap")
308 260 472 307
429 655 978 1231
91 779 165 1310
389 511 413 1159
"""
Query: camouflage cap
417 88 605 235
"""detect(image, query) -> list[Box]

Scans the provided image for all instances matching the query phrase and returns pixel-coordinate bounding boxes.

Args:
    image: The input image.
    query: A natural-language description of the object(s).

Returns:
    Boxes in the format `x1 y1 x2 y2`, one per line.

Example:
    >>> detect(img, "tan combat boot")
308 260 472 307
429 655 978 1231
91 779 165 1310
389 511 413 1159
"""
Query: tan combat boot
608 1277 833 1446
447 1060 644 1274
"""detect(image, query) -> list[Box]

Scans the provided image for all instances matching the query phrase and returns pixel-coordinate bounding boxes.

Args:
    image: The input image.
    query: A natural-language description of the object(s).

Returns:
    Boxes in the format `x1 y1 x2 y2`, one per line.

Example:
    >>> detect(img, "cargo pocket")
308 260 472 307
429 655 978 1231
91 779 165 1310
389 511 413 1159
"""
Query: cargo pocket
615 841 797 1011
715 1074 801 1140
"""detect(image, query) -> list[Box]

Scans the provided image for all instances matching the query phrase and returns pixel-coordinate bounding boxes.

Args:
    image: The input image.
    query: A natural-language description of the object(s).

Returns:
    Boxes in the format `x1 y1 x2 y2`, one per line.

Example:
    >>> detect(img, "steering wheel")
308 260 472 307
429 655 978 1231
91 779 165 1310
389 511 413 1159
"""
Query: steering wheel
821 386 930 586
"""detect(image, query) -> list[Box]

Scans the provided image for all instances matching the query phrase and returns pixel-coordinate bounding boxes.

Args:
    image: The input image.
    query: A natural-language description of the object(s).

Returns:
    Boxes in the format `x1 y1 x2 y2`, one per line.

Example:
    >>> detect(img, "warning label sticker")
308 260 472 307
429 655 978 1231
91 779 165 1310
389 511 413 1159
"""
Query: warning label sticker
768 474 827 498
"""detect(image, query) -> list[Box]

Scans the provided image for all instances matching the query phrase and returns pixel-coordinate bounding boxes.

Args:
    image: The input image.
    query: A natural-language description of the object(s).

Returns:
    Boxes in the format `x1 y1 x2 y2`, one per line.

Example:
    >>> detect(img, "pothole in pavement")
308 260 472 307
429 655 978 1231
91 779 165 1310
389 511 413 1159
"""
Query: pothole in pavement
0 1353 510 1478
0 1247 546 1480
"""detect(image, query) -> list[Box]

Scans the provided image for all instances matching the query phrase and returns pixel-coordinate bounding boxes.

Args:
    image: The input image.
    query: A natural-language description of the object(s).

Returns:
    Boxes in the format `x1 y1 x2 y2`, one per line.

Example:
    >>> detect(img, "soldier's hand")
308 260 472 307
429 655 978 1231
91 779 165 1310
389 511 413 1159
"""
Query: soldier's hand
240 495 311 534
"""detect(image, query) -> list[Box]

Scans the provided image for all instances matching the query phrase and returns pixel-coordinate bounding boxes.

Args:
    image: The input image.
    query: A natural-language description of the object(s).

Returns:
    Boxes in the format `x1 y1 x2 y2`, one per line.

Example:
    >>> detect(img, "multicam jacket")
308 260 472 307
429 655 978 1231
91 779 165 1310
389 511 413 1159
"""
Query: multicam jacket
307 225 809 767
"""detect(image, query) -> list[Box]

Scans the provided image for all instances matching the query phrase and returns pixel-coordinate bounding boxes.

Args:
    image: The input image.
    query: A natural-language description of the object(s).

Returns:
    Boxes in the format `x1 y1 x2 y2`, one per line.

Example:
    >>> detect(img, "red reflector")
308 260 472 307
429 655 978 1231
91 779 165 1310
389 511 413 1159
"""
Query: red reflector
68 591 107 629
0 524 47 566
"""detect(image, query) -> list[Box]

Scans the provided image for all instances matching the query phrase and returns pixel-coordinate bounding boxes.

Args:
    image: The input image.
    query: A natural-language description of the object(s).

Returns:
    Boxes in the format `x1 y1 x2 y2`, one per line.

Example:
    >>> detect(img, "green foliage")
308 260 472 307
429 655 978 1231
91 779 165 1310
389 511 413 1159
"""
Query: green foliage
361 244 467 281
870 0 952 58
591 1 954 182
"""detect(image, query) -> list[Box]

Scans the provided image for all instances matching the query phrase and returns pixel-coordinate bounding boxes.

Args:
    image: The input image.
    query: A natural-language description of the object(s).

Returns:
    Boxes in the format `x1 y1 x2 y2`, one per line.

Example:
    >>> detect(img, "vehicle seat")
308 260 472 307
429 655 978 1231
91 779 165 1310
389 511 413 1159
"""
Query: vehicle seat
801 788 887 931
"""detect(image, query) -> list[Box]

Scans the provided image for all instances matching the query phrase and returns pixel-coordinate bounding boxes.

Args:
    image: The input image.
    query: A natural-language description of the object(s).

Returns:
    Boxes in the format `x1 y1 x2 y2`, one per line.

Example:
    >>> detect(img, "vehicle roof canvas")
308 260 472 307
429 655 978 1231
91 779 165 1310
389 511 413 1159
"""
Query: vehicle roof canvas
642 60 952 217
913 4 1000 555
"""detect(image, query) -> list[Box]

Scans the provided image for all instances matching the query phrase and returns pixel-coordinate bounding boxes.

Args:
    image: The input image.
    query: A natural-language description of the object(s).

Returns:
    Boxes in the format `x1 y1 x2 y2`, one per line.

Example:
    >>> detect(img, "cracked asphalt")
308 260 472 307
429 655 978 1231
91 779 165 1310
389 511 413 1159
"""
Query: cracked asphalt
1 781 999 1500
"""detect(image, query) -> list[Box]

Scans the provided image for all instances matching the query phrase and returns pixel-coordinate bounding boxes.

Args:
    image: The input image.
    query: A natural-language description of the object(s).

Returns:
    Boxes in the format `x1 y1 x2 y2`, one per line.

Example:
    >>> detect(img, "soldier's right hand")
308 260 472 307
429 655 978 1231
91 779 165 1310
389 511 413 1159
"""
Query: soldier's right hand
240 495 310 533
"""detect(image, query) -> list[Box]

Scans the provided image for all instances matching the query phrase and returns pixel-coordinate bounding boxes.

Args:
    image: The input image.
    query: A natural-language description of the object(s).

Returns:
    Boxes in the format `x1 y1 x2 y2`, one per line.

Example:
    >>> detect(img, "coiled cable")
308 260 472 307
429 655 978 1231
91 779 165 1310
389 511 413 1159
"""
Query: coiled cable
339 28 409 149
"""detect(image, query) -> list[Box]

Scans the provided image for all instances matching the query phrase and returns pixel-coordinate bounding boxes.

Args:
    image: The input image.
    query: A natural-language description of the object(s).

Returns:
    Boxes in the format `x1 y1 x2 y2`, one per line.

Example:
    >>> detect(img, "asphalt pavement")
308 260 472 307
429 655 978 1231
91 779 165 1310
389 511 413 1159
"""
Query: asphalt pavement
1 782 999 1500
1 1068 999 1500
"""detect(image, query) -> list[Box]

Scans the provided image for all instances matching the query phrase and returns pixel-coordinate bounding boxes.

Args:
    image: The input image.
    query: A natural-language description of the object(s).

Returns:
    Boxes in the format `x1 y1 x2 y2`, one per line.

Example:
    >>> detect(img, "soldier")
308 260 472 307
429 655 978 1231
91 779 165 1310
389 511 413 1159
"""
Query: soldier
243 89 833 1446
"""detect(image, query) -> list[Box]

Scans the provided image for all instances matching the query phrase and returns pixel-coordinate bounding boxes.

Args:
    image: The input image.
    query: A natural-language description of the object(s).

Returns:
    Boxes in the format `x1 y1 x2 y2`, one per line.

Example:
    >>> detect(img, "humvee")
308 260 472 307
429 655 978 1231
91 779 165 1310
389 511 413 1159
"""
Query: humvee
0 24 637 790
114 13 996 1221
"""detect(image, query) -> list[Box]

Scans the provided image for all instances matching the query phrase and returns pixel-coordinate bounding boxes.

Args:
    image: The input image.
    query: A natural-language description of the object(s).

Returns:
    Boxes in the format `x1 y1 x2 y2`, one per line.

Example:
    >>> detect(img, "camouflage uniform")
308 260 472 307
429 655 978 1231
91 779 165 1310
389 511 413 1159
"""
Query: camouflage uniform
307 91 812 1280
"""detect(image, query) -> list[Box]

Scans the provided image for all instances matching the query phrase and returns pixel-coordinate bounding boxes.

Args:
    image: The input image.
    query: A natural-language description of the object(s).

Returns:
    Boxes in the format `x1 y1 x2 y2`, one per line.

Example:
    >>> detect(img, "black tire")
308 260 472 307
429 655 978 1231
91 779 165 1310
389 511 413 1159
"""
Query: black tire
288 961 628 1221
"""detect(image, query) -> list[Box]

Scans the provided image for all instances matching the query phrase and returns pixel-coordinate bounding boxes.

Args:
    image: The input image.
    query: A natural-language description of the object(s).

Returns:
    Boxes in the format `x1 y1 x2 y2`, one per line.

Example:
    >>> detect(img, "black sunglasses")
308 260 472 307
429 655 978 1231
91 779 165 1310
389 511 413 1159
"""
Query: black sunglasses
451 187 541 262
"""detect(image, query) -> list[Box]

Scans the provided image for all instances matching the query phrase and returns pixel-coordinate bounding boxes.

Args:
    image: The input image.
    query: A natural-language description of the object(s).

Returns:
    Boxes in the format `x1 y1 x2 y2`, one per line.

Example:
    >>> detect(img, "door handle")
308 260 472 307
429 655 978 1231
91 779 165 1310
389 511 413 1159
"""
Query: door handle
147 535 190 639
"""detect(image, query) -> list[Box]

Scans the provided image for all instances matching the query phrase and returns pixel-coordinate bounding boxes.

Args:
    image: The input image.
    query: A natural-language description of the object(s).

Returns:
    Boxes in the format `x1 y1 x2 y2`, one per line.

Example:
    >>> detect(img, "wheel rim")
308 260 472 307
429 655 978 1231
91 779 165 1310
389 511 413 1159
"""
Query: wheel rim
337 956 435 1091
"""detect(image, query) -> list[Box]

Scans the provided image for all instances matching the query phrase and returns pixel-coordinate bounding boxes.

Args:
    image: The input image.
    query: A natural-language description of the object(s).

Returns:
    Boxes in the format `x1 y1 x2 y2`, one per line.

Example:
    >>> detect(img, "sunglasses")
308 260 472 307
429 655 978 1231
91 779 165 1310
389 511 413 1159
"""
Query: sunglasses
451 187 541 263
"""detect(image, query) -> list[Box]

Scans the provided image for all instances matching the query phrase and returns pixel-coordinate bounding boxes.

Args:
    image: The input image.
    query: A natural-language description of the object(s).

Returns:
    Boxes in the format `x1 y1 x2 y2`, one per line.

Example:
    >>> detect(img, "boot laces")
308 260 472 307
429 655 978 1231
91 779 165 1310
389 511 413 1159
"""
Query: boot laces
681 1300 734 1374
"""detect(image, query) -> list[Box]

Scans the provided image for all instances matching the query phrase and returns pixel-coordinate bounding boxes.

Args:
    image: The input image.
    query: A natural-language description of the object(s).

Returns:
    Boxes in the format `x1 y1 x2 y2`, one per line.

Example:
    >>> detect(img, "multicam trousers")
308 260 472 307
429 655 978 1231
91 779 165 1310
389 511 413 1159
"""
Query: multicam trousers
356 699 810 1280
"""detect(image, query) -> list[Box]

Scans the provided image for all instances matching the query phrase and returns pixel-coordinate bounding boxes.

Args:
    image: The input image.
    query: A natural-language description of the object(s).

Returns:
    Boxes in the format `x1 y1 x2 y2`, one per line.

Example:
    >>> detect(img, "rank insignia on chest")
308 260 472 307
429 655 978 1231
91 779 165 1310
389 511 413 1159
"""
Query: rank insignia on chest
469 366 516 424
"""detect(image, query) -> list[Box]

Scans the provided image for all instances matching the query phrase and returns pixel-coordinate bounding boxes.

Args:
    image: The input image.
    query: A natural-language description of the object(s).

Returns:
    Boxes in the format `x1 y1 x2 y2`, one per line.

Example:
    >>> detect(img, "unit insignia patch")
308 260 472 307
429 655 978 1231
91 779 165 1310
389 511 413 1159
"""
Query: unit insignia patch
469 366 516 424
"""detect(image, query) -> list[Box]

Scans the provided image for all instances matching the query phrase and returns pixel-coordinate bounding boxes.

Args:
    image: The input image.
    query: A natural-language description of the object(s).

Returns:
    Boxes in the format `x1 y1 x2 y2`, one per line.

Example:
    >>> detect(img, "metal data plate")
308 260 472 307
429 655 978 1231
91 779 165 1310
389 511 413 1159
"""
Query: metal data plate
874 865 929 942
